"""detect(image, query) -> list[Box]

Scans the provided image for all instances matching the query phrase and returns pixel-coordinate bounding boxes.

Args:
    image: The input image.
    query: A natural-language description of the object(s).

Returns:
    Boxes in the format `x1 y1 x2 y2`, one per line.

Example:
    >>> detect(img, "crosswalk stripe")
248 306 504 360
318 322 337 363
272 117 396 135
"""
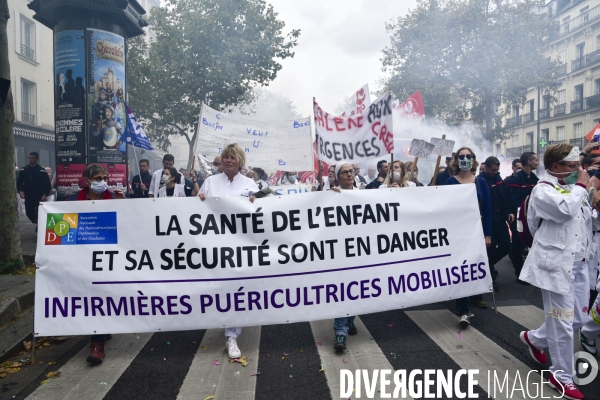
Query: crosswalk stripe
497 304 584 352
310 316 414 400
177 326 261 400
26 333 152 400
406 309 546 400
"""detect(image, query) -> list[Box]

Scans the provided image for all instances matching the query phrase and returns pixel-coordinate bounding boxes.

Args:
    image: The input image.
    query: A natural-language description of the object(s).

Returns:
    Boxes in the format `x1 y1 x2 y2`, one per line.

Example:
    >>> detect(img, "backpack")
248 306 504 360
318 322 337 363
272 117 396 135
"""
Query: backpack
516 181 553 247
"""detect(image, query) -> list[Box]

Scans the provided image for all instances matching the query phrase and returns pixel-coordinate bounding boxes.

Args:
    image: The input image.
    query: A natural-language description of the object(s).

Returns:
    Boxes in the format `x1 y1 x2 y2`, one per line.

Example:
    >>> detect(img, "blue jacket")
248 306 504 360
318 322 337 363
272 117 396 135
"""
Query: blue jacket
506 169 539 215
478 172 510 223
446 176 492 237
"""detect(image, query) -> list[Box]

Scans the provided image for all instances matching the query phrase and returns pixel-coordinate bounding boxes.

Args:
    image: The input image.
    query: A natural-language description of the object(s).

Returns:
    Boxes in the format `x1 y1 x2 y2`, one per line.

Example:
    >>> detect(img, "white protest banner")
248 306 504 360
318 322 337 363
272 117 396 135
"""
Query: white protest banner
430 138 455 157
314 92 394 164
268 184 312 196
196 104 313 171
35 186 491 336
341 84 371 118
408 139 435 159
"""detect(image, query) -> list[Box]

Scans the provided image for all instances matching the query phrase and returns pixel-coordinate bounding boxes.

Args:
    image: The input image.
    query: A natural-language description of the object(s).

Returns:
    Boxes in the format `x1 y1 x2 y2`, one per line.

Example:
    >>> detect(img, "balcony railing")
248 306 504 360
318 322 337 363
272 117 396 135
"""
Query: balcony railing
558 4 600 36
506 116 521 128
506 146 523 158
523 144 533 153
572 56 586 72
588 49 600 68
20 44 34 61
554 103 566 115
587 94 600 109
570 138 584 148
21 112 35 124
522 114 534 124
539 108 550 119
571 99 584 112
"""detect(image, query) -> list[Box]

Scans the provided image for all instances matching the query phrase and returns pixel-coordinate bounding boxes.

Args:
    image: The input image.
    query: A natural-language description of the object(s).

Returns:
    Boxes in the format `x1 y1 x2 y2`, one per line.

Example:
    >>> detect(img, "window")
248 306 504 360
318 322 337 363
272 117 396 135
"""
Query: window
576 43 585 59
558 90 566 104
526 132 533 145
563 16 570 33
512 134 519 147
574 122 583 137
596 79 600 95
20 16 35 62
596 36 600 51
558 50 567 64
557 126 566 141
581 6 589 23
21 80 36 125
495 143 501 155
512 105 520 116
575 84 584 100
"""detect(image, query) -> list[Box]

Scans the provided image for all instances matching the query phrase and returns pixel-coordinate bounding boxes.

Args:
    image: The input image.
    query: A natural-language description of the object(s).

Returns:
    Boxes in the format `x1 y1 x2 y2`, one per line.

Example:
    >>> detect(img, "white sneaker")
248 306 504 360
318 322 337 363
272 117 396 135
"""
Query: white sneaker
226 337 241 358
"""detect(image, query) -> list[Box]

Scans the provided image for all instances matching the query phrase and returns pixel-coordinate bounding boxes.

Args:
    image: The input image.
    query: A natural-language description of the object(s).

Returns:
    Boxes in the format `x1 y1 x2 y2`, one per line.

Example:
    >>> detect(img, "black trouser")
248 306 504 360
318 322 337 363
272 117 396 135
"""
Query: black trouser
487 221 511 279
508 221 525 277
24 195 42 224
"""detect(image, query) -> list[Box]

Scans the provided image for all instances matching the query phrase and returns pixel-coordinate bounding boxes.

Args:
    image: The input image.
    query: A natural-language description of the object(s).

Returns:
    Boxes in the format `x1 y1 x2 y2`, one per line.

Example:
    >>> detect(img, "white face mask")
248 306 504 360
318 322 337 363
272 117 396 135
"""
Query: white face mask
160 175 170 186
90 180 107 194
392 171 402 181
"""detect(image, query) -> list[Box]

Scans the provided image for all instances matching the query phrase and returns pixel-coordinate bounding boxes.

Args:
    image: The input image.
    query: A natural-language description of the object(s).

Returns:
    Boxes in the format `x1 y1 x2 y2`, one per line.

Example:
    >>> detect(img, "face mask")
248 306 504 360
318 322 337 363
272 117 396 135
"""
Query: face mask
288 175 297 183
412 171 418 179
160 175 170 186
563 171 579 185
392 172 402 181
90 180 107 194
459 159 473 170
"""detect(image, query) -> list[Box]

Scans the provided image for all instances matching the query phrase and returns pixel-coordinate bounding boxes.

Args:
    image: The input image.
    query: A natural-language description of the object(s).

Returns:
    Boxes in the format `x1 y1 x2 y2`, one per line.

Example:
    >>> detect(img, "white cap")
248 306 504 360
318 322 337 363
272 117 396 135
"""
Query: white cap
560 146 580 162
335 161 353 178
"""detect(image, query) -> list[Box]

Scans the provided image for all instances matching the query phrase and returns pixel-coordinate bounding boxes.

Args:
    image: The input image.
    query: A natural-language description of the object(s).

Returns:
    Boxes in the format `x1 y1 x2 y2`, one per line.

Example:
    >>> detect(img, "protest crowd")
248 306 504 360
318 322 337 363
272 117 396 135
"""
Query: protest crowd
24 132 600 400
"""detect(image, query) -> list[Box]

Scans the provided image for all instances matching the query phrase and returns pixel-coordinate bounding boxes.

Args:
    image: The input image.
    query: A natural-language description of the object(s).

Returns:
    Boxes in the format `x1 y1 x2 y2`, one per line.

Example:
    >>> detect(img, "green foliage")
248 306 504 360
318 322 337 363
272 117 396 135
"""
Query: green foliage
127 0 300 168
382 0 559 142
0 258 24 275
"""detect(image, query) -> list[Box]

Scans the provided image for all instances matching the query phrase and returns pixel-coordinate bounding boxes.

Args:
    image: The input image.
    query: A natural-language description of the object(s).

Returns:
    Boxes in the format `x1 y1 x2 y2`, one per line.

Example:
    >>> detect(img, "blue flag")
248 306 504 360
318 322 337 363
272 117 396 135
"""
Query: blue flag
122 103 154 150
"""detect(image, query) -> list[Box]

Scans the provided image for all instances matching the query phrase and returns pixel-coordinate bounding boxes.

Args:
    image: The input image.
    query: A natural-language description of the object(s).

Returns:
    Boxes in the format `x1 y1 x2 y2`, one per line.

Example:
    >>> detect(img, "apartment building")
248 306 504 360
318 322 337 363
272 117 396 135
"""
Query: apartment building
8 0 55 169
498 0 600 160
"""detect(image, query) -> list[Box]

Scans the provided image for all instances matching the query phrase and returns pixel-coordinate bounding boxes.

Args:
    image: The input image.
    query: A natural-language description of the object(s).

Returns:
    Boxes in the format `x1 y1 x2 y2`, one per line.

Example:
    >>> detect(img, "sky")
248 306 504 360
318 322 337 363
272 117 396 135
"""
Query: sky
265 0 419 117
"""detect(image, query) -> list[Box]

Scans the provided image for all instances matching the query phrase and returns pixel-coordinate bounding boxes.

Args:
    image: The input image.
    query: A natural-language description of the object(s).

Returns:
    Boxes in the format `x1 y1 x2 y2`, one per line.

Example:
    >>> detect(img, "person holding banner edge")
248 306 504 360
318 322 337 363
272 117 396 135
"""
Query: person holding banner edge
446 147 492 328
198 144 259 358
71 164 125 363
329 162 359 349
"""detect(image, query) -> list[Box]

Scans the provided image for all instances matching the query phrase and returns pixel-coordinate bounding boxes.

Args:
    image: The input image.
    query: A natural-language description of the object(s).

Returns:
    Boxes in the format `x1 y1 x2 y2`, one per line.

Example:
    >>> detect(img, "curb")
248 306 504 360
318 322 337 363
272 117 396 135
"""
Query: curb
0 278 35 326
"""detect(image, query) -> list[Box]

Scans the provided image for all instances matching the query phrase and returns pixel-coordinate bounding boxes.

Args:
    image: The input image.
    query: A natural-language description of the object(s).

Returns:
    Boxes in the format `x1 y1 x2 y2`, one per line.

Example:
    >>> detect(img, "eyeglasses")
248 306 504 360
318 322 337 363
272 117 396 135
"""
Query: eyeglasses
90 176 109 182
212 162 222 166
458 154 473 160
339 169 355 176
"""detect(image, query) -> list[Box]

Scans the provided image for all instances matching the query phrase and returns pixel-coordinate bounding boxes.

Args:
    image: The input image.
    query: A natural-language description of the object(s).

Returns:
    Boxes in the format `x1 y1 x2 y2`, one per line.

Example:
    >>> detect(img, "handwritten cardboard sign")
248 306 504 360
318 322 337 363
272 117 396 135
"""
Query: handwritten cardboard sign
408 139 435 159
430 138 455 157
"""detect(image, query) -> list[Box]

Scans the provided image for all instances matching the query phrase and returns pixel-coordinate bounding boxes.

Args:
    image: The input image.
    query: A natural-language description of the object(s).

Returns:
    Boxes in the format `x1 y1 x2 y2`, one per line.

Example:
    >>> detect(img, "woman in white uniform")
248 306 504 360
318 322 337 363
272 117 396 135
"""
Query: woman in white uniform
157 167 186 198
198 144 259 359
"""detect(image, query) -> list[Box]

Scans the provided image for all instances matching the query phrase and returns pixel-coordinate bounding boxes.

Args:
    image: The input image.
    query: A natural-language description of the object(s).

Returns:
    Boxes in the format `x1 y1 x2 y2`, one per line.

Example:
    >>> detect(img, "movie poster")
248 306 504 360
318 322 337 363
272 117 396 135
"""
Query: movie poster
55 164 86 200
87 29 127 164
54 30 86 164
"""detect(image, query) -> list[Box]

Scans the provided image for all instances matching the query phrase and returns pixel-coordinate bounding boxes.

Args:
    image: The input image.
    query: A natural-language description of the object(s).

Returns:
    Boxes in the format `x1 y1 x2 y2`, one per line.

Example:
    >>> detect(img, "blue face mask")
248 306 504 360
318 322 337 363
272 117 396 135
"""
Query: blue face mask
563 170 578 185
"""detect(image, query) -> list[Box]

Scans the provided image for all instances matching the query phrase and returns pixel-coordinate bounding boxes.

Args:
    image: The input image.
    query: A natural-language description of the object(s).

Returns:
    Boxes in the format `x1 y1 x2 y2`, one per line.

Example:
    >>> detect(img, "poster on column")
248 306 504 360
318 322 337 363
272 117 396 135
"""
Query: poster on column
34 186 491 336
55 164 86 199
314 92 394 164
196 104 313 172
87 29 127 164
54 30 86 165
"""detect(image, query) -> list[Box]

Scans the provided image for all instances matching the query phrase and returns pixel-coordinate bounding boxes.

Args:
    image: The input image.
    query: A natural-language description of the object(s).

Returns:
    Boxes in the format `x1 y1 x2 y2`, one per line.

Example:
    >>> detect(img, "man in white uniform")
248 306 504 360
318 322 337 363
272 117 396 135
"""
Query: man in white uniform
519 144 591 400
148 154 184 198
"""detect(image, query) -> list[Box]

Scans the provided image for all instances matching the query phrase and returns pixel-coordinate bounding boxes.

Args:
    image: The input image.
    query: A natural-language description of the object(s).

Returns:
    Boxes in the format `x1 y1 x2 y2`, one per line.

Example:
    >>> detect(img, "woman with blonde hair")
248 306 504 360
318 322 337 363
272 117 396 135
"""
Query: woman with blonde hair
198 143 259 359
380 160 415 188
446 146 492 328
405 161 424 186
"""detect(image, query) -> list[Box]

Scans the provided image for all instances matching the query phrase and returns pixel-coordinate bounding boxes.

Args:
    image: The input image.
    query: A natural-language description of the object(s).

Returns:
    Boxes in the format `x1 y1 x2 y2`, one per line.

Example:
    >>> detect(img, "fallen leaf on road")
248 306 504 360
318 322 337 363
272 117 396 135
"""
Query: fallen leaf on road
40 380 48 385
201 345 206 350
23 341 32 351
229 356 248 367
204 397 214 400
48 362 56 365
46 371 60 379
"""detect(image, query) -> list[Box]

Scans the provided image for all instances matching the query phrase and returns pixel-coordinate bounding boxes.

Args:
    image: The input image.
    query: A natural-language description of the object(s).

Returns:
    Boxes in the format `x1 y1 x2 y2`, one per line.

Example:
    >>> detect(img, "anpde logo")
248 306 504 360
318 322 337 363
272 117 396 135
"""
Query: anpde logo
45 212 118 245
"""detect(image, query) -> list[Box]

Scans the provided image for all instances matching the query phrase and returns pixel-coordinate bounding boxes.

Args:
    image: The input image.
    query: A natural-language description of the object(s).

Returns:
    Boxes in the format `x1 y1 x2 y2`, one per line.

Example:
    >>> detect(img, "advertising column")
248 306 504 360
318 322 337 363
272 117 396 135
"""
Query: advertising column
87 29 128 194
54 30 87 200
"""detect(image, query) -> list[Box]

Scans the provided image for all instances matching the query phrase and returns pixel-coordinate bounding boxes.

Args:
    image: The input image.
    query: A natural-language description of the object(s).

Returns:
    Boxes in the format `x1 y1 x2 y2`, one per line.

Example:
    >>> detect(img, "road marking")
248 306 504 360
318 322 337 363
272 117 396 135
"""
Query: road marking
310 316 413 400
406 309 552 400
177 326 260 400
27 333 151 400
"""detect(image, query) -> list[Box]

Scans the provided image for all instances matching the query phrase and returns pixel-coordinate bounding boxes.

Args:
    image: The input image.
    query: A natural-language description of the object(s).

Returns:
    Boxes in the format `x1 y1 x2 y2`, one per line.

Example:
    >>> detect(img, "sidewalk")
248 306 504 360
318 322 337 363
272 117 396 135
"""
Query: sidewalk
0 216 38 361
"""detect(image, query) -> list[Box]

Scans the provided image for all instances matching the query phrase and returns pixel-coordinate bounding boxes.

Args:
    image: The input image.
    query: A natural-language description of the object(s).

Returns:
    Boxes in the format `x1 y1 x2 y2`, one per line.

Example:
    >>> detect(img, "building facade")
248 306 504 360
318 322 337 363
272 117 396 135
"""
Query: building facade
498 0 600 161
8 0 55 169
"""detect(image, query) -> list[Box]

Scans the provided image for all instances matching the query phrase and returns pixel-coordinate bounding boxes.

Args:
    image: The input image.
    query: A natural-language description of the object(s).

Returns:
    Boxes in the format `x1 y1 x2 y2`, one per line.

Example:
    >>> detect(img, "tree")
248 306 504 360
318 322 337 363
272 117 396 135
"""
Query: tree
231 89 302 122
127 0 300 170
0 0 22 264
382 0 558 142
